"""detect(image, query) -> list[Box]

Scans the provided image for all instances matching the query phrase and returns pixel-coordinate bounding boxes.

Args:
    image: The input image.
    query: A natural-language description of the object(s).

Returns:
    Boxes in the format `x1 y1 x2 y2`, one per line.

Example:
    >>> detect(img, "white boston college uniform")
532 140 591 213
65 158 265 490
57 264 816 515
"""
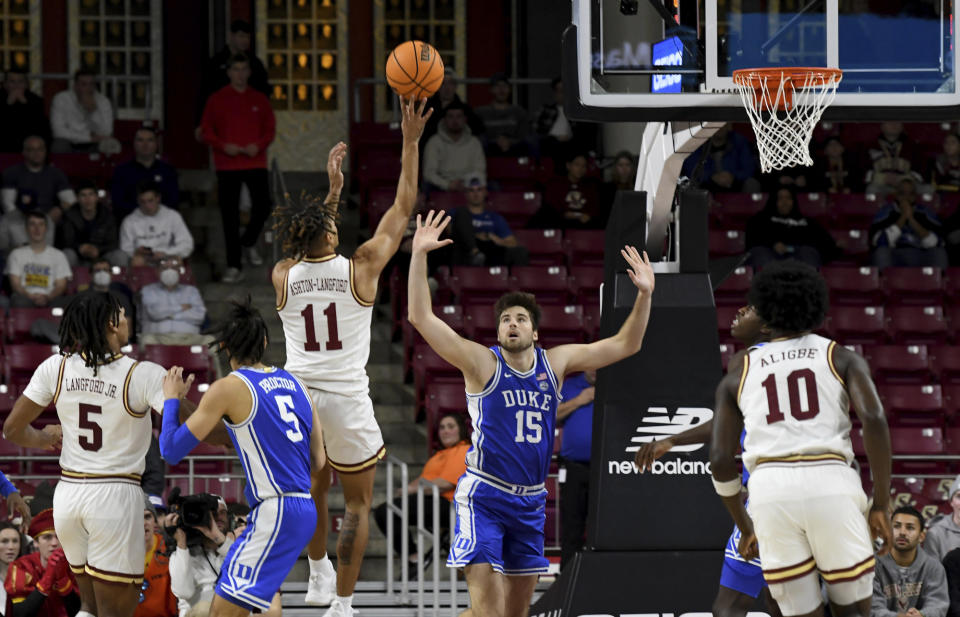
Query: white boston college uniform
22 352 166 584
277 254 385 472
737 334 874 615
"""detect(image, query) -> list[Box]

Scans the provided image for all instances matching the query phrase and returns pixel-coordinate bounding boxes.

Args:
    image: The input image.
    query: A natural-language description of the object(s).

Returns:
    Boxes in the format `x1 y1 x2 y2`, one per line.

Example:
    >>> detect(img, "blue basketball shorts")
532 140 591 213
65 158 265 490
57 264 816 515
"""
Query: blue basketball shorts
720 524 767 598
446 472 549 575
215 494 316 611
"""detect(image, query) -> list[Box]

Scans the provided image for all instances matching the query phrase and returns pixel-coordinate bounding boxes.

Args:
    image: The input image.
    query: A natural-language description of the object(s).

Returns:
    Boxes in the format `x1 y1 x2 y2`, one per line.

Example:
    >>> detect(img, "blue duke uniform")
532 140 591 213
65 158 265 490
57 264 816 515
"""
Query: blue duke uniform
215 367 318 612
719 428 766 595
448 346 560 575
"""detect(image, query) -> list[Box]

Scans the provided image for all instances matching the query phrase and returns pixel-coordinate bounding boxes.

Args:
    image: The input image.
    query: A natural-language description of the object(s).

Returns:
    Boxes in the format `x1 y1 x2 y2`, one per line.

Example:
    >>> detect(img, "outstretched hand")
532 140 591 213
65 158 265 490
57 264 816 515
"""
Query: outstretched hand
412 210 453 255
162 366 195 401
326 141 347 194
622 246 655 295
400 96 433 143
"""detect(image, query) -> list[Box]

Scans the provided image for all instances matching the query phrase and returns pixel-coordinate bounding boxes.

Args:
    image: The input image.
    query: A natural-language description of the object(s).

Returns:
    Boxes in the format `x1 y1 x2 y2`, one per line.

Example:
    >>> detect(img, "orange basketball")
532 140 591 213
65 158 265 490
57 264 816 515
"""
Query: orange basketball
386 40 444 99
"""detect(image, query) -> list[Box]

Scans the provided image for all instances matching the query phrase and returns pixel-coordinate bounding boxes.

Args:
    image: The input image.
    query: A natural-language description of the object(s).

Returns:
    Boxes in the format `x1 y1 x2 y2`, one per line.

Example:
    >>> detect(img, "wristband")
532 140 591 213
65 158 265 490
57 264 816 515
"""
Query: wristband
712 475 743 497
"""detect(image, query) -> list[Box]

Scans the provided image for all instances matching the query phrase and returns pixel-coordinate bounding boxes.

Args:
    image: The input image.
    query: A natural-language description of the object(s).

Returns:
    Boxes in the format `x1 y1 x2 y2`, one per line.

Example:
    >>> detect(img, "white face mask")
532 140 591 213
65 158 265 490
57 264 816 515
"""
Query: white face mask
92 271 111 287
160 268 180 287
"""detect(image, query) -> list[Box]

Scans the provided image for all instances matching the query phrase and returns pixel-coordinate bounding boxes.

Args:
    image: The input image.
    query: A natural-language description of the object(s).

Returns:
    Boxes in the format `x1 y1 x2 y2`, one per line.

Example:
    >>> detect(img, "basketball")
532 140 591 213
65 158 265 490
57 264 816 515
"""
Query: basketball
385 40 444 99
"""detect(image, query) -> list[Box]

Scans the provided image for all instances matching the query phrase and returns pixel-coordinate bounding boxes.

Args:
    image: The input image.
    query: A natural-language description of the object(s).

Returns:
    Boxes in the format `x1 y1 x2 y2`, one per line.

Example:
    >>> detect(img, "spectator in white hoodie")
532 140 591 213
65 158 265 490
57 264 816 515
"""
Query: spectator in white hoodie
422 100 486 193
119 180 194 267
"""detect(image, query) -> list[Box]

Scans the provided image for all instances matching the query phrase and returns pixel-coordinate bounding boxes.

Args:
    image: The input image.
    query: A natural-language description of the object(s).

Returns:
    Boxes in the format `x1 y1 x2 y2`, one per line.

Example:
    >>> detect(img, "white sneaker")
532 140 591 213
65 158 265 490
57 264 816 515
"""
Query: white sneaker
245 246 264 266
320 599 356 616
222 267 245 284
304 570 337 606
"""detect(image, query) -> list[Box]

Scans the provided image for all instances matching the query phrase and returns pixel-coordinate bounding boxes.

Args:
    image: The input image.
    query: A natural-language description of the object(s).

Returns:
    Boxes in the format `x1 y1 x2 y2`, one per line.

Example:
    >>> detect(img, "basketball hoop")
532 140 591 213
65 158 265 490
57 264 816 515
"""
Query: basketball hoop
733 67 843 173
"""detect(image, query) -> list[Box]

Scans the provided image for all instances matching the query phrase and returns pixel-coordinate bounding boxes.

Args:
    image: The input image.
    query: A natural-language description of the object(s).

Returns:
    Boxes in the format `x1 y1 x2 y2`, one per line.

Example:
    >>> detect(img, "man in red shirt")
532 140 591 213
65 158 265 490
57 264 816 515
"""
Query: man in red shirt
201 53 276 283
5 509 78 617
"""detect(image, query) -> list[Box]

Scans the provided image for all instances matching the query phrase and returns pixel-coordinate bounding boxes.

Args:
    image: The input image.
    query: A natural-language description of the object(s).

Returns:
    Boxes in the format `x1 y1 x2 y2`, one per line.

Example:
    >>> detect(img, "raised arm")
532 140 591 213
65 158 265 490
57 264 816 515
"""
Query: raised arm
547 246 655 377
352 97 433 299
159 368 238 464
407 211 496 392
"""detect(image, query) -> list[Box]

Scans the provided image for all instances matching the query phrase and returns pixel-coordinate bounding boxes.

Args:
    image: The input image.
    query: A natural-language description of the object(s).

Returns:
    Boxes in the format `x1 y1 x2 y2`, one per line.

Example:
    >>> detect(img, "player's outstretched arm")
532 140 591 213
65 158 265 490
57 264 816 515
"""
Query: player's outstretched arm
635 419 714 473
547 246 655 377
159 367 238 464
353 98 433 288
834 345 893 553
407 211 496 391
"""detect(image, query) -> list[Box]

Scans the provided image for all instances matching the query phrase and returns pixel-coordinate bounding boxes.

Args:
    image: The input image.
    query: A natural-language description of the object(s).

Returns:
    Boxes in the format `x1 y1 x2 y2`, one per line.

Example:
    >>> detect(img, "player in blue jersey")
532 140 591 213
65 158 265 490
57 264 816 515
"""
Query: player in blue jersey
407 211 655 617
635 304 782 617
157 298 325 617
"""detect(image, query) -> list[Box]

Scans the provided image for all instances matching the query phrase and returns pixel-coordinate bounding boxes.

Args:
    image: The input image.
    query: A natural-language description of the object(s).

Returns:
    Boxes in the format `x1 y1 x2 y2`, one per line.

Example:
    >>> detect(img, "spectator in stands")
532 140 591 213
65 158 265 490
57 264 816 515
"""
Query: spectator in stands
557 370 595 570
2 136 75 224
119 181 194 267
139 256 207 345
89 258 136 334
0 522 24 615
166 500 238 617
873 506 948 617
137 498 177 617
865 121 925 196
537 151 602 229
372 413 470 569
57 180 124 268
200 53 275 284
933 133 960 192
450 177 528 266
601 151 636 210
0 68 50 153
111 127 181 221
534 77 597 172
422 68 484 144
745 187 838 270
5 508 79 617
870 177 948 269
195 19 270 137
474 73 530 157
811 136 863 194
926 475 960 562
49 69 119 155
680 125 761 193
5 211 71 308
422 101 486 193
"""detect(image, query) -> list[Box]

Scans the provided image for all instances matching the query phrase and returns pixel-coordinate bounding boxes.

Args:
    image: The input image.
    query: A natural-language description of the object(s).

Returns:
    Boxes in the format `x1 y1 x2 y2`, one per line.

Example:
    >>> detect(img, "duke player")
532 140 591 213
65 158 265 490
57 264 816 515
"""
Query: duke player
636 304 782 617
408 211 655 617
711 262 893 617
158 299 325 617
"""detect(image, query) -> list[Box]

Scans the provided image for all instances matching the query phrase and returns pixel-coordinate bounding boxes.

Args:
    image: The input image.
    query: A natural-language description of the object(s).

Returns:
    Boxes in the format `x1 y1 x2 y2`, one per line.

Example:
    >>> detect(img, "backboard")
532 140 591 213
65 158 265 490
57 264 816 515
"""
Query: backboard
564 0 960 122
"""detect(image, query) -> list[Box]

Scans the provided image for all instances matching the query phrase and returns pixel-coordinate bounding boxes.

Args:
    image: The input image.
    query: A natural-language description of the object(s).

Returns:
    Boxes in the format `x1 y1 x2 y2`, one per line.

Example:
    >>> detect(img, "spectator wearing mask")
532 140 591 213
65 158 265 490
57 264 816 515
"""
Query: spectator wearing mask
865 121 925 196
5 211 71 308
745 187 838 270
88 259 136 334
5 508 78 617
110 127 181 221
811 136 863 194
57 180 124 268
870 177 948 269
538 152 602 229
137 499 177 617
450 177 528 266
119 181 194 267
873 506 948 617
680 125 761 193
200 53 275 283
474 73 530 157
1 136 75 224
0 522 25 616
925 475 960 562
0 68 50 153
139 256 207 345
422 69 484 145
422 101 486 193
557 370 596 570
49 69 119 154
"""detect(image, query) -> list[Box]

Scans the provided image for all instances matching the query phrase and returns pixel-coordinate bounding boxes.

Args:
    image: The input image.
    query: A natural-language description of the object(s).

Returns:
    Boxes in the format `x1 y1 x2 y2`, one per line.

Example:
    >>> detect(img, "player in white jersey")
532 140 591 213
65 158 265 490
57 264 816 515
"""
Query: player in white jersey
2 291 167 617
271 97 431 615
710 262 893 617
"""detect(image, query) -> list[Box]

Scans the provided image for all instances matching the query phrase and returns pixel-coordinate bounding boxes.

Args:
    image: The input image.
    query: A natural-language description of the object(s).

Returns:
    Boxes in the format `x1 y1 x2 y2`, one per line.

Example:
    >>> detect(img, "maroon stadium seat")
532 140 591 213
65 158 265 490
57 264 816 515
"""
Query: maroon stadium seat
883 267 944 306
463 305 498 346
583 304 602 341
488 191 541 229
513 229 564 266
711 193 765 225
708 230 746 257
403 305 464 379
140 345 216 385
5 344 58 390
943 384 960 420
424 383 468 453
829 229 870 261
929 345 960 383
7 308 62 344
714 266 752 306
796 192 830 222
832 193 882 228
945 267 960 302
486 156 537 190
564 230 606 266
716 306 740 344
826 306 888 345
510 265 570 305
863 345 931 385
821 266 883 306
428 190 467 212
887 306 948 345
890 426 944 454
449 266 510 304
537 305 586 345
719 343 738 371
879 384 943 425
568 266 604 306
412 345 461 412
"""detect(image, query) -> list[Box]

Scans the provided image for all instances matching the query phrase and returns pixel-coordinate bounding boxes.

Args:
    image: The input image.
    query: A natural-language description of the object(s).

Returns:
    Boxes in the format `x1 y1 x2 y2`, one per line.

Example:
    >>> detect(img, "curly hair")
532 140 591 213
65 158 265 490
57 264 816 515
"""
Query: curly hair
59 290 124 375
493 291 542 330
747 261 829 333
273 191 339 259
208 296 269 365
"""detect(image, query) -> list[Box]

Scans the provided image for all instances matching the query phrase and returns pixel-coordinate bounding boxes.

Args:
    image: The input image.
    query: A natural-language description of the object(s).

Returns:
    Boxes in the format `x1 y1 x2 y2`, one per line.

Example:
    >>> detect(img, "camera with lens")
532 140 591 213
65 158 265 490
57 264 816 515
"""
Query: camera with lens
164 487 222 550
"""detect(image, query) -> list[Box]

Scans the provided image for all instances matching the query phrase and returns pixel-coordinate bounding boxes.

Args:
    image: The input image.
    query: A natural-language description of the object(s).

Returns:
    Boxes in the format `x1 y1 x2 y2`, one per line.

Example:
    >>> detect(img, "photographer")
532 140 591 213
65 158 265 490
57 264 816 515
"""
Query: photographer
163 495 234 617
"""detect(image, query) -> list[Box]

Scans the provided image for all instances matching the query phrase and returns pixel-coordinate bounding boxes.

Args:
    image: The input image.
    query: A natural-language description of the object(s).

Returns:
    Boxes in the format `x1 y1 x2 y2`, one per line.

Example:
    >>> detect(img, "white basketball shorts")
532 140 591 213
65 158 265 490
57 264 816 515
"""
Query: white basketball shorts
308 387 385 473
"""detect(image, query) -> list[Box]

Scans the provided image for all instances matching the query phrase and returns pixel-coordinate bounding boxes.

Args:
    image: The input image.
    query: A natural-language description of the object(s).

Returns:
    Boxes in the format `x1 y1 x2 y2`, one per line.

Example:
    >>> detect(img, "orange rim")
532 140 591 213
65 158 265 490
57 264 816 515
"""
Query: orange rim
733 67 842 111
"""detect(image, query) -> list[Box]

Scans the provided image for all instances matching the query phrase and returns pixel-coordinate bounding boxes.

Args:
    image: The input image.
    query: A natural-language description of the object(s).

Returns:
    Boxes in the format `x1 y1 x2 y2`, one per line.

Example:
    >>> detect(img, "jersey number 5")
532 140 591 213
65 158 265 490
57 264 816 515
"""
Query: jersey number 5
301 303 343 352
78 403 103 452
275 396 304 443
761 369 820 424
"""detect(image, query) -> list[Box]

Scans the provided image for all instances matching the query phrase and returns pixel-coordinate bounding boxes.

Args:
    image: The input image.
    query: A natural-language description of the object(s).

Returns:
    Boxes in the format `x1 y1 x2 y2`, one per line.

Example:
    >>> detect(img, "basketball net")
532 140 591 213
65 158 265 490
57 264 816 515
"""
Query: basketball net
733 68 843 173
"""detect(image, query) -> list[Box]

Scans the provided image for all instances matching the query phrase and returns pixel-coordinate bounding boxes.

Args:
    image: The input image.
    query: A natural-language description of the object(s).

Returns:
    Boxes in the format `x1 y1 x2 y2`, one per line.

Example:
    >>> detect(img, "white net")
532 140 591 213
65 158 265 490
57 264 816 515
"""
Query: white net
733 69 842 173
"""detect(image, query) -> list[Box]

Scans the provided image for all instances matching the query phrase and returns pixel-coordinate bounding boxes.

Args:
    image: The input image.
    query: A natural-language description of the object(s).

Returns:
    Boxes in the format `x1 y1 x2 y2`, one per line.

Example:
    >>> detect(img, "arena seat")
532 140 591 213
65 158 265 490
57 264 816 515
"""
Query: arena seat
140 345 216 385
510 265 570 305
563 230 606 266
826 306 888 345
715 306 740 344
0 440 20 475
514 229 564 266
412 345 461 411
929 345 960 383
708 229 746 257
828 229 870 261
719 343 738 371
488 191 542 229
7 308 63 344
941 384 960 420
887 306 948 345
463 305 498 346
50 152 110 184
863 345 931 385
449 266 510 304
537 305 586 345
945 267 960 303
5 344 58 389
890 426 944 454
796 192 830 222
713 266 752 306
832 193 881 228
428 191 467 212
711 192 765 225
402 304 463 379
424 383 468 453
486 156 537 190
568 266 603 307
879 384 943 424
821 266 883 306
166 442 231 475
883 267 944 306
583 304 601 341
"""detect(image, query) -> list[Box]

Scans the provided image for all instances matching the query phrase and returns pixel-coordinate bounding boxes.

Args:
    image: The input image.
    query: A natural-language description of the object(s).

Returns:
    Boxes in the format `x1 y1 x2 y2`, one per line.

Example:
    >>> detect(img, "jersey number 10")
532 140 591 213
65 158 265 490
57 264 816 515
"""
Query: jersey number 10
761 369 821 424
301 303 343 352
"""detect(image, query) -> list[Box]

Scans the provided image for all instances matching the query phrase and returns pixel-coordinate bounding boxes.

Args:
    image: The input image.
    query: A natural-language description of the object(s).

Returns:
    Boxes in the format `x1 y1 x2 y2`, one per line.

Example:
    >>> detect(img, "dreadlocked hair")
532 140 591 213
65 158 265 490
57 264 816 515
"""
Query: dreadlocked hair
208 296 269 366
59 291 123 376
273 190 340 259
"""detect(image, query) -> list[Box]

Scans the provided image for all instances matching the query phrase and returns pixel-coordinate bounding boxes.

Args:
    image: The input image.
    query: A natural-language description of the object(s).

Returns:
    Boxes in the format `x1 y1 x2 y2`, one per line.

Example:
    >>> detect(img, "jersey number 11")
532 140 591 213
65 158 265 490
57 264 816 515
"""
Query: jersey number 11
301 303 343 352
